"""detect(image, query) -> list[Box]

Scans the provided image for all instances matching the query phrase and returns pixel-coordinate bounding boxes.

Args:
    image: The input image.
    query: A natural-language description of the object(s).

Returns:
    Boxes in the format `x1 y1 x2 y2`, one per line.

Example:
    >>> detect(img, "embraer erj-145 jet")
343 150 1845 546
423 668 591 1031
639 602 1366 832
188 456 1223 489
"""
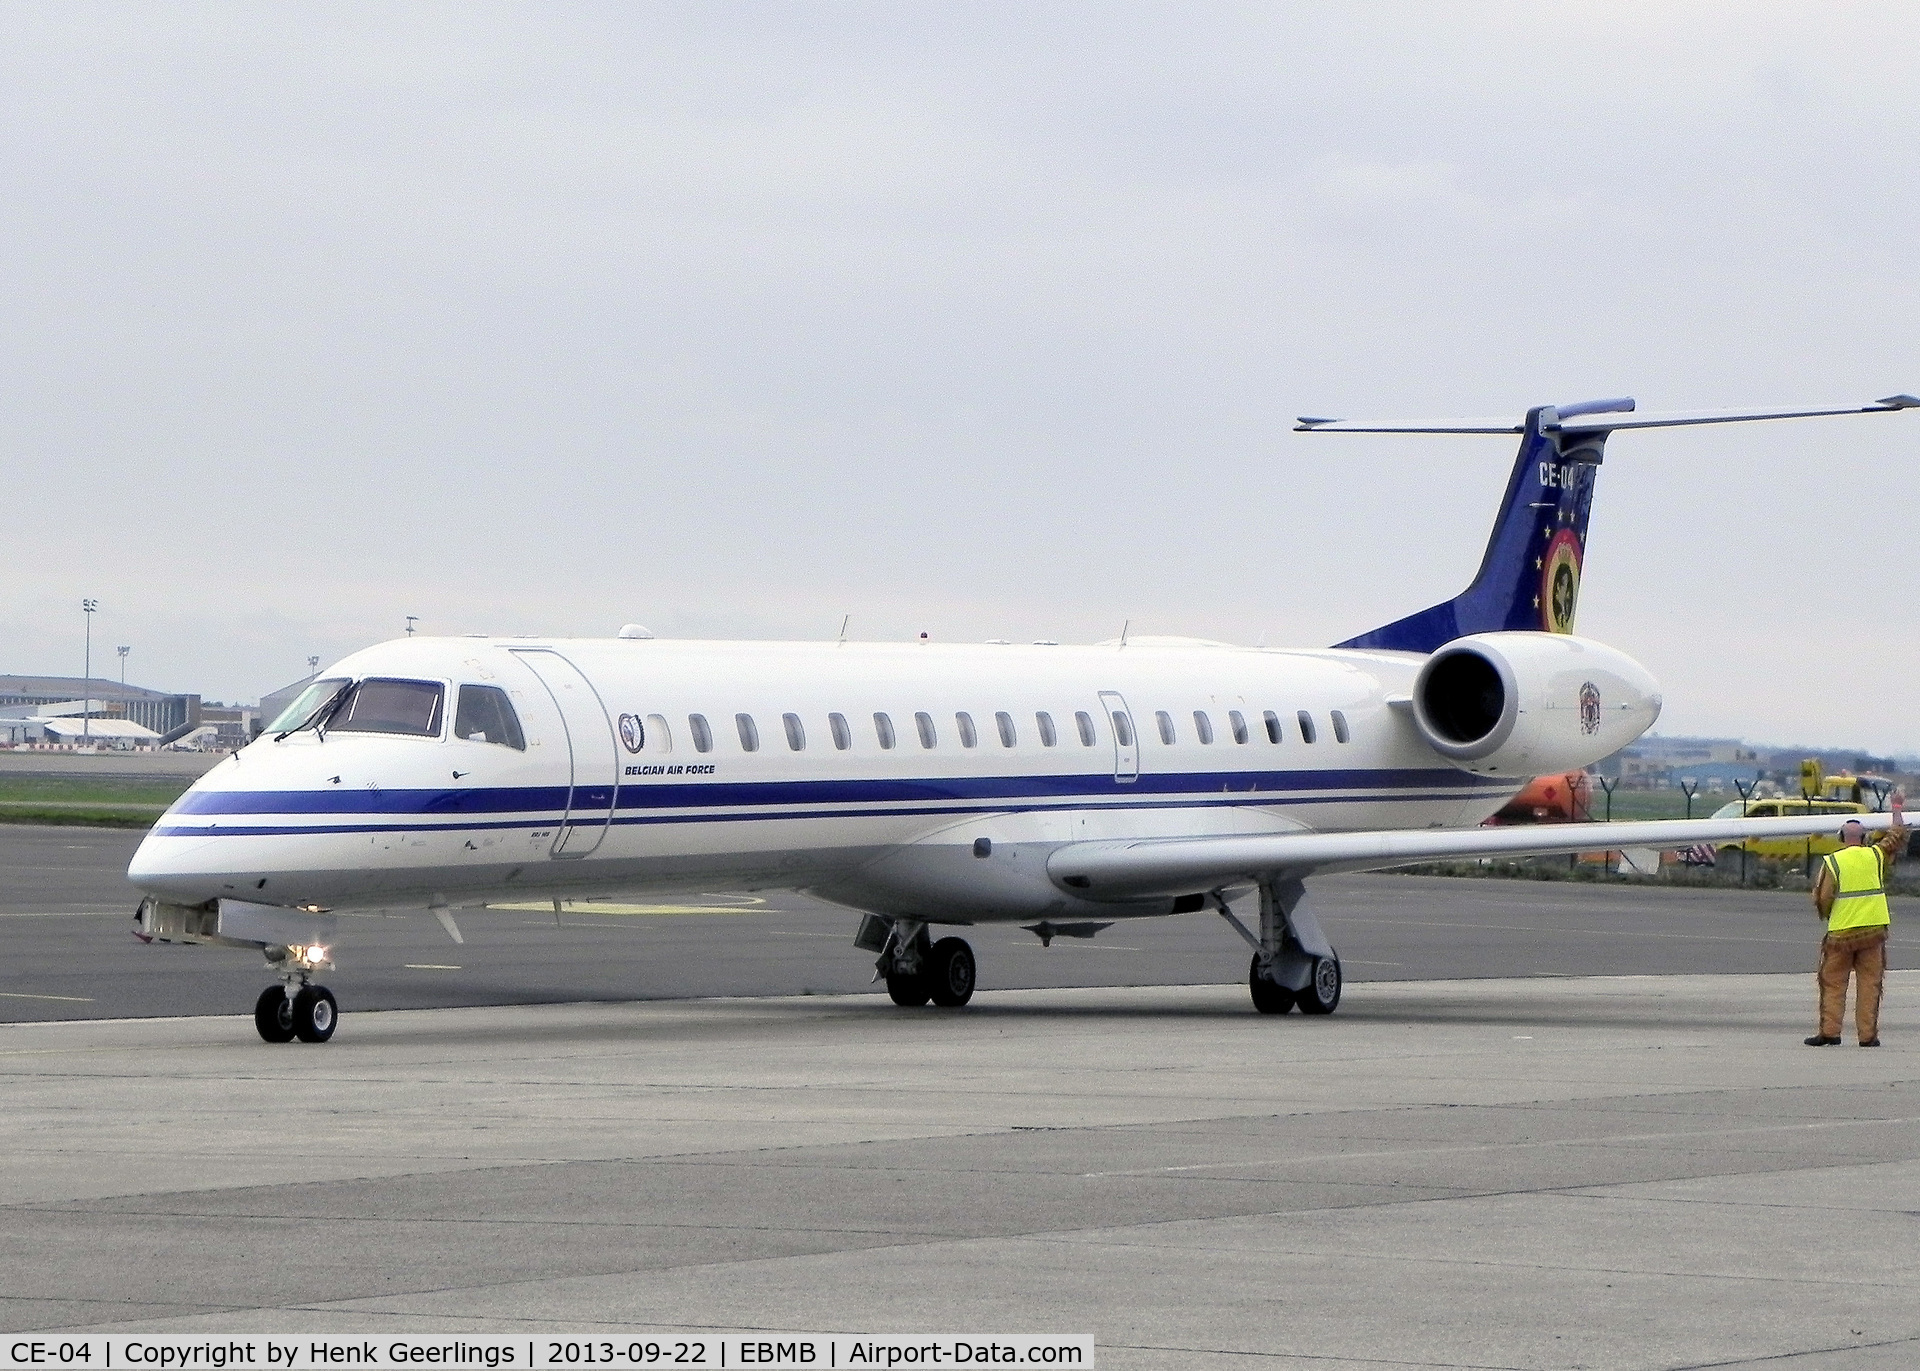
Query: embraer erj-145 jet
131 395 1916 1042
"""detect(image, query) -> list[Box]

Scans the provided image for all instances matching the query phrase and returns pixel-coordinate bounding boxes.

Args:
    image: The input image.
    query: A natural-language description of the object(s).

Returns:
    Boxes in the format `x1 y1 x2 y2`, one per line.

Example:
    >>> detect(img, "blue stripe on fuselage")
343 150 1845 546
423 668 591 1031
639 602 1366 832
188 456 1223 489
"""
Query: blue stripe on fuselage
149 787 1502 839
167 766 1508 820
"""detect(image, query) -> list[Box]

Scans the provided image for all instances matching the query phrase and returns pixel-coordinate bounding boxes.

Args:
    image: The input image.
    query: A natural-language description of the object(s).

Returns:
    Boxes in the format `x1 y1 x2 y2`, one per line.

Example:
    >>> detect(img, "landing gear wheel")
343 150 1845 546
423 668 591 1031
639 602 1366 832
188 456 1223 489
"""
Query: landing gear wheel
254 986 296 1043
886 972 931 1007
291 985 338 1042
1248 955 1295 1015
1296 955 1342 1015
926 937 976 1008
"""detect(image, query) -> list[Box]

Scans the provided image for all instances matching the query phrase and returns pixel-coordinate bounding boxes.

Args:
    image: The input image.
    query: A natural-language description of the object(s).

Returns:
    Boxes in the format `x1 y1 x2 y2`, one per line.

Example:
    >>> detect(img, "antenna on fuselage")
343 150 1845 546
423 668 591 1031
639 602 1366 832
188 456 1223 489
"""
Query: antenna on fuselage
1118 619 1130 648
837 614 850 645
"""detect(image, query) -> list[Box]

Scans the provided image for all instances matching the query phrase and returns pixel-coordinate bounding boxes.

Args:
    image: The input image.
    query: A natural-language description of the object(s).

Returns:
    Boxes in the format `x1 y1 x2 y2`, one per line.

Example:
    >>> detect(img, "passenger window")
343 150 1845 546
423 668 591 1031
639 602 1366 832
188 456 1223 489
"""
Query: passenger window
915 712 937 748
1228 710 1248 744
689 714 713 753
1111 711 1134 747
736 713 760 752
1155 711 1176 745
1075 711 1096 746
1263 710 1282 744
646 713 672 753
454 685 525 749
1036 711 1058 747
829 713 852 750
1331 710 1350 743
328 678 444 738
1193 711 1214 744
1297 710 1317 744
956 712 977 748
874 712 896 749
995 711 1017 747
783 713 806 751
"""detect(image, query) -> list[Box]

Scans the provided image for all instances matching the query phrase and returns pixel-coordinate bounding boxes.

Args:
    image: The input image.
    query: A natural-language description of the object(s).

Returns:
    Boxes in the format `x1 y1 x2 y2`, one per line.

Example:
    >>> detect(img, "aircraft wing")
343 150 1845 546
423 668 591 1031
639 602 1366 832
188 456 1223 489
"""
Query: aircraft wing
1048 812 1908 900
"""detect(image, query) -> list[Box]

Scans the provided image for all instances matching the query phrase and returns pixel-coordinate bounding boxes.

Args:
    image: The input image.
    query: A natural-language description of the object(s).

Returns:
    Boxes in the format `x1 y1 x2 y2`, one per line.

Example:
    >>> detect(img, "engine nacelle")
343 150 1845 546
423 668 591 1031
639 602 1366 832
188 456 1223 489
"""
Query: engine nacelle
1410 632 1660 776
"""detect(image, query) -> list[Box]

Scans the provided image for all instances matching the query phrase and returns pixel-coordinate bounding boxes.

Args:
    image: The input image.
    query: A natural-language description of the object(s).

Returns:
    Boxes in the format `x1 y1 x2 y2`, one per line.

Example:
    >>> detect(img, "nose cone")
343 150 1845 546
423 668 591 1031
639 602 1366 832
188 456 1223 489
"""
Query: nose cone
127 824 225 903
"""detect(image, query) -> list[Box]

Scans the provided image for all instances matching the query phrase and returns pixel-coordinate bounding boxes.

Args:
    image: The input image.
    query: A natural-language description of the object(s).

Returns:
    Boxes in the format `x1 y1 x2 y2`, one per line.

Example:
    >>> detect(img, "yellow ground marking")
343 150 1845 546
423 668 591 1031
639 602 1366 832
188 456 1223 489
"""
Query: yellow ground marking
404 964 463 970
488 896 770 917
0 991 96 1002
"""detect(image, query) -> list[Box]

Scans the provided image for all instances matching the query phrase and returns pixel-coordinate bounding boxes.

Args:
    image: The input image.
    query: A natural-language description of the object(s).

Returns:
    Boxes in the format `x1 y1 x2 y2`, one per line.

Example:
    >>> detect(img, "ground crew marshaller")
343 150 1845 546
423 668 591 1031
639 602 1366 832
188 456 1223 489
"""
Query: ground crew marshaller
1806 791 1905 1047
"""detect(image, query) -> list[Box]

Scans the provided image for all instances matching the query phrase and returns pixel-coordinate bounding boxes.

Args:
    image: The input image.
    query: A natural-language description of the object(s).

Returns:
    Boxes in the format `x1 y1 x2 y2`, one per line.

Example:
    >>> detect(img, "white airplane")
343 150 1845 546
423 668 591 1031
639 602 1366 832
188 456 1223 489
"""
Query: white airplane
130 395 1917 1042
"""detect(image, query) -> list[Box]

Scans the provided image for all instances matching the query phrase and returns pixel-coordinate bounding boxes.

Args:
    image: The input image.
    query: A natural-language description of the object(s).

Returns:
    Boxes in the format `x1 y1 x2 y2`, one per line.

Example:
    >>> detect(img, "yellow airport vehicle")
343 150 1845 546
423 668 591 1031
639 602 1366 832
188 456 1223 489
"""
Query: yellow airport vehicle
1711 796 1868 865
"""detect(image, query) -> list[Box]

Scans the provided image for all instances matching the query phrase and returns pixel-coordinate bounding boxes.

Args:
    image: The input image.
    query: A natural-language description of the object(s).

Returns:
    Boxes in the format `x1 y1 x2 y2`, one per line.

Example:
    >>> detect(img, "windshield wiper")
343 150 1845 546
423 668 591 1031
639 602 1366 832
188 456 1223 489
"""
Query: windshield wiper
275 682 353 742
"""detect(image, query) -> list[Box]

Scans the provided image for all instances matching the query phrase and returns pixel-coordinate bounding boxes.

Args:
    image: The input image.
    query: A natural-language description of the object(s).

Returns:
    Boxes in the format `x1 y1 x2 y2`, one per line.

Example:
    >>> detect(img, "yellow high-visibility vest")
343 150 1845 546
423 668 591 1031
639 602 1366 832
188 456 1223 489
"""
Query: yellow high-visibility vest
1824 844 1891 933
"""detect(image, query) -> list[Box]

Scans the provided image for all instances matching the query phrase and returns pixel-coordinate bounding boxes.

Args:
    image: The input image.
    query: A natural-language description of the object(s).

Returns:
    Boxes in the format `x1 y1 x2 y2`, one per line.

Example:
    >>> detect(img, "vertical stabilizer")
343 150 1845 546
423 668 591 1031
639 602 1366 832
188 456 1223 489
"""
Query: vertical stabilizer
1302 392 1916 654
1333 404 1608 652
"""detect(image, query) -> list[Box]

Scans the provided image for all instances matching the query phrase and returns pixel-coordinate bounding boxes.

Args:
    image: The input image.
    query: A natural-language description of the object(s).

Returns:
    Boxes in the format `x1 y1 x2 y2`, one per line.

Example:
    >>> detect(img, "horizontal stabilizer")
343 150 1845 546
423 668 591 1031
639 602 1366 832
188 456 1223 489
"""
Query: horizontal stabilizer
1296 395 1917 435
1048 812 1908 900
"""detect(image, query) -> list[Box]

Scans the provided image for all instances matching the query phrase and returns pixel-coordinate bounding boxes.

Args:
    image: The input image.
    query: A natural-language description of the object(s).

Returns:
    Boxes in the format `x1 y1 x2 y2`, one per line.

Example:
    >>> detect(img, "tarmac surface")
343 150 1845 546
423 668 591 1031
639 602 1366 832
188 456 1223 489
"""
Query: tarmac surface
5 822 1916 1366
3 975 1915 1367
0 824 1843 1020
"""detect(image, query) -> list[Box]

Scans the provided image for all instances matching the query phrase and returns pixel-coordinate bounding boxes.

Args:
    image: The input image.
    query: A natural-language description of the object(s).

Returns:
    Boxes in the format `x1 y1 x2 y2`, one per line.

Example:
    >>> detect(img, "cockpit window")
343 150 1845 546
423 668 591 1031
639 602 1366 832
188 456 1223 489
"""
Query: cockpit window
326 678 445 737
268 678 350 734
454 684 526 749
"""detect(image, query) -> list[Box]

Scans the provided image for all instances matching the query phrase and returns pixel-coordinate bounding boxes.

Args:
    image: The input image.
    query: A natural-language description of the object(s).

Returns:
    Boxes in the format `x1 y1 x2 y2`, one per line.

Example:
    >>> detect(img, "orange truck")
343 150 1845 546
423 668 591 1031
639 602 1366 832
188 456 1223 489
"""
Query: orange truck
1492 771 1592 825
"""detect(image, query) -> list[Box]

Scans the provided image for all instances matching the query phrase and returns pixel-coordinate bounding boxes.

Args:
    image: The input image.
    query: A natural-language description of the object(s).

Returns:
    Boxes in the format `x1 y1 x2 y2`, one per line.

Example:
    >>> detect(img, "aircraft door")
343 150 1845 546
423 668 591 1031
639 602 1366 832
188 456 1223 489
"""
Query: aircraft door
510 649 619 858
1096 691 1139 783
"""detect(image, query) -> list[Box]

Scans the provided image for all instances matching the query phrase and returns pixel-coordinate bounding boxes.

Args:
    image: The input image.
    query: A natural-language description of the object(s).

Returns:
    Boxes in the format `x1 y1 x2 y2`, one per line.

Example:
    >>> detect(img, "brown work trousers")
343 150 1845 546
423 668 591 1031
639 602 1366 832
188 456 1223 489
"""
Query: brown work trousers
1817 925 1889 1042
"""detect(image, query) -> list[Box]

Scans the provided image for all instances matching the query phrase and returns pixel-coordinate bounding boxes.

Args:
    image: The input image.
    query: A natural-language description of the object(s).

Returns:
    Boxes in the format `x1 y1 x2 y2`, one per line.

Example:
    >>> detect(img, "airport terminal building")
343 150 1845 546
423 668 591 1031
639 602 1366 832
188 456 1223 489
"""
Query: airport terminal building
0 675 201 744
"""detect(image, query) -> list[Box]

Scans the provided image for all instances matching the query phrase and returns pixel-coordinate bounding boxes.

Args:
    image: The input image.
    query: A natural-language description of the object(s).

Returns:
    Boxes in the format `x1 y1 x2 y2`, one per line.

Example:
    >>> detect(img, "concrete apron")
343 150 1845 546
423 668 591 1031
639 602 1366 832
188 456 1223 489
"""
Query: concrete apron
2 971 1916 1369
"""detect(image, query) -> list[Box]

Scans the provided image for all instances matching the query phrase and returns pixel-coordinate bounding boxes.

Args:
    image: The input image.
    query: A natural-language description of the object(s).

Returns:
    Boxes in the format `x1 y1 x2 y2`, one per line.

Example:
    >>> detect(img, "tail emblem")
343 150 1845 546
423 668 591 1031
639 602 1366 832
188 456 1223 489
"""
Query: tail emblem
1540 528 1582 634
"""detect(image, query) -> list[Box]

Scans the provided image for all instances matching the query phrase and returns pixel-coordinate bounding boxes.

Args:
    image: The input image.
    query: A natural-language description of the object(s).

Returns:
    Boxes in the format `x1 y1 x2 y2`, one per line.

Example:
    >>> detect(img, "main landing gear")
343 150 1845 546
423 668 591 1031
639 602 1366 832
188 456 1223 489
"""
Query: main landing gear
253 943 339 1043
875 918 976 1008
1217 877 1342 1016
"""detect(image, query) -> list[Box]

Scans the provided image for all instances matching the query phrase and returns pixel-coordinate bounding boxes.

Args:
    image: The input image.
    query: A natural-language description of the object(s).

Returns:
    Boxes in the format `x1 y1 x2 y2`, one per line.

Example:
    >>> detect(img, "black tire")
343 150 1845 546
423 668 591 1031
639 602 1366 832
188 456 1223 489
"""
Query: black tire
926 938 976 1008
1249 954 1295 1014
1296 955 1342 1015
292 985 338 1042
254 986 296 1043
886 971 931 1007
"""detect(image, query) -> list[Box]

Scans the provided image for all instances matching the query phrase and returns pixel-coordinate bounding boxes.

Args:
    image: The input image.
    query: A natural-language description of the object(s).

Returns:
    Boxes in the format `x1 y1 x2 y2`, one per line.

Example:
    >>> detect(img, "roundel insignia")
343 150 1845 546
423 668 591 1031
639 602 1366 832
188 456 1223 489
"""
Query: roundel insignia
1540 528 1582 634
618 713 644 754
1579 681 1601 735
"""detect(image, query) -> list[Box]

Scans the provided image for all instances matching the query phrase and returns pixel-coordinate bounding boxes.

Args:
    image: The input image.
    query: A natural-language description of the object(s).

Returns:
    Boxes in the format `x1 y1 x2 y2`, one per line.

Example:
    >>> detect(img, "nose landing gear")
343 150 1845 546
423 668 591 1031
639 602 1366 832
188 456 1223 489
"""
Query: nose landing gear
253 944 339 1043
873 919 976 1008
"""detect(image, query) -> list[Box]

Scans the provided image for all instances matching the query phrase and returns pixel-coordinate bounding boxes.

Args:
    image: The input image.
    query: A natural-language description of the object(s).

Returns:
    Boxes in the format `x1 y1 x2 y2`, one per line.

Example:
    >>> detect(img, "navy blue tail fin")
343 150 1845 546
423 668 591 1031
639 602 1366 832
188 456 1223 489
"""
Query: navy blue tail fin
1333 404 1607 653
1309 392 1919 652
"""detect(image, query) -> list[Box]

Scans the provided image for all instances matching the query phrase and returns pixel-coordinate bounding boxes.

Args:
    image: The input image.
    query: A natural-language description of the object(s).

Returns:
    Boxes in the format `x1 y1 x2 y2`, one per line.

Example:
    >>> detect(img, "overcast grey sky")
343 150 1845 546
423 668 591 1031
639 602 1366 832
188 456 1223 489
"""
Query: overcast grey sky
3 4 1914 754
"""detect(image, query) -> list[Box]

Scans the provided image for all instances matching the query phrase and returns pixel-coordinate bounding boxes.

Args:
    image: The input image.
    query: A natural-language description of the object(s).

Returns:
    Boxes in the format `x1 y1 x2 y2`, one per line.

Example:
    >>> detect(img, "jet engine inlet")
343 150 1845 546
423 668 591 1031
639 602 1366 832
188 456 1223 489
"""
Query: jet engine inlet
1408 631 1660 776
1413 644 1517 760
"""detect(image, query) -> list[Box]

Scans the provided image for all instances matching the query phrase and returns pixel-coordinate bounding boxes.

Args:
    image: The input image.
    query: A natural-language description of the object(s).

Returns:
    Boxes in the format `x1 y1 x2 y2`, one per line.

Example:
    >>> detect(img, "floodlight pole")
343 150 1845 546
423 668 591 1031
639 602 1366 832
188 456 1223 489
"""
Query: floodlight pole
117 645 130 685
81 599 98 746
